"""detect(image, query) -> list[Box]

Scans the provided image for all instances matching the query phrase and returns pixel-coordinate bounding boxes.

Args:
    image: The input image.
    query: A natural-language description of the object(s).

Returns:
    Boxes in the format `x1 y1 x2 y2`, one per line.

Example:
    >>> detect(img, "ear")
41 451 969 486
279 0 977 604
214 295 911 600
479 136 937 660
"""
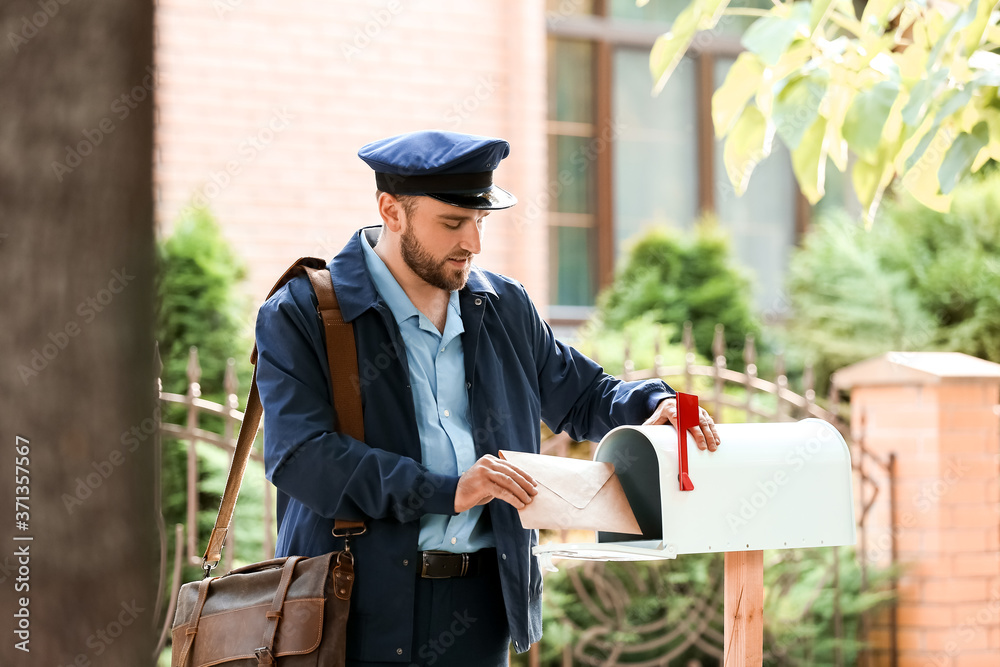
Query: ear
378 192 406 232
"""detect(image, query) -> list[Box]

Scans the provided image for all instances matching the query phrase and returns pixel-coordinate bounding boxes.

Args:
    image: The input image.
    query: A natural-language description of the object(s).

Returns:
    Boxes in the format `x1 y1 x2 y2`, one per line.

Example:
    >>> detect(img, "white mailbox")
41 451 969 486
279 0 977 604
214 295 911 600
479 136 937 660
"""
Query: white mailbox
533 419 856 562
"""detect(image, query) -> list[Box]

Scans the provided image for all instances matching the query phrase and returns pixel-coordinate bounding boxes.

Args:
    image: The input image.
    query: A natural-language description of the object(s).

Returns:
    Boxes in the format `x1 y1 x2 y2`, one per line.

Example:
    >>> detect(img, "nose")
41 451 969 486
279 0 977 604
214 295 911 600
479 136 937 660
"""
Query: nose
458 219 482 256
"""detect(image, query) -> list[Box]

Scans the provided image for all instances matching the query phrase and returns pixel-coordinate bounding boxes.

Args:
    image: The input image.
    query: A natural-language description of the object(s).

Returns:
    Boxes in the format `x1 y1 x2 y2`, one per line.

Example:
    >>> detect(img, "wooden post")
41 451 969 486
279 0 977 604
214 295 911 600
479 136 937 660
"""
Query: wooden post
724 550 764 667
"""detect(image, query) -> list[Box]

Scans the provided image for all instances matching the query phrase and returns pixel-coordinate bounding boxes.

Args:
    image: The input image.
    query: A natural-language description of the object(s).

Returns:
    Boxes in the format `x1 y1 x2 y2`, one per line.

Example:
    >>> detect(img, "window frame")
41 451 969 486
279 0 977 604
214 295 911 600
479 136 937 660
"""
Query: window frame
546 1 810 308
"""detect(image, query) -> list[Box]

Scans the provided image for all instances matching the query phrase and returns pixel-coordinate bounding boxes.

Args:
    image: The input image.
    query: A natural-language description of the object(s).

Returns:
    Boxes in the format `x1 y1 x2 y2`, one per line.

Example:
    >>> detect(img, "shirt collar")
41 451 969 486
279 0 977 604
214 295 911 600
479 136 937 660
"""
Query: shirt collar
360 230 464 339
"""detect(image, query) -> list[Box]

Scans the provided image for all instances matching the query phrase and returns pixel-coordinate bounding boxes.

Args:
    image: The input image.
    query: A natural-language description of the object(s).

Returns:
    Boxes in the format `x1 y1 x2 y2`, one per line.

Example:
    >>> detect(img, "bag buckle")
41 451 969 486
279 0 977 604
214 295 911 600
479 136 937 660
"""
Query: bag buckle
332 524 366 538
332 523 366 554
202 560 219 580
254 647 274 665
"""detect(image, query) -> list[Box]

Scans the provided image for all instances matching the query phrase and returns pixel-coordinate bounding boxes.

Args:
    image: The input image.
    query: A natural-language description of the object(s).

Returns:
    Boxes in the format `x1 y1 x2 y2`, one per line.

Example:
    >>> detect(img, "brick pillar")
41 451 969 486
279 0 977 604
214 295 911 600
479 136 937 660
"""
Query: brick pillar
833 352 1000 667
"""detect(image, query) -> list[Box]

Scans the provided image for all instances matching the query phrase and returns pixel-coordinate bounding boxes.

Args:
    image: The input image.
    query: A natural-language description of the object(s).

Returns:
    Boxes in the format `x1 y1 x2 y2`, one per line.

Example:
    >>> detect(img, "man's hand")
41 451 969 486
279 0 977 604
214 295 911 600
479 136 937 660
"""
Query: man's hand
643 397 721 452
454 454 538 513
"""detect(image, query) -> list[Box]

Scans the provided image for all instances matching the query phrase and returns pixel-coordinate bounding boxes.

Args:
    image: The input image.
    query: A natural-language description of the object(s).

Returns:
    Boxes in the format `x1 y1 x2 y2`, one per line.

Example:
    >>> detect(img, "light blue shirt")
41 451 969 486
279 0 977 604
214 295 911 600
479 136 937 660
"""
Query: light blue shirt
361 233 494 553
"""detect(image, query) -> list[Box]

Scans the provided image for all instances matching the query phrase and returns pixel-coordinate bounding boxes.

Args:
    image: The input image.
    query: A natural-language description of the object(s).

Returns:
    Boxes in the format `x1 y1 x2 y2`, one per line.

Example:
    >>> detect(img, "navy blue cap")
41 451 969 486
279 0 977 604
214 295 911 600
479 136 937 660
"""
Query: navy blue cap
358 130 517 210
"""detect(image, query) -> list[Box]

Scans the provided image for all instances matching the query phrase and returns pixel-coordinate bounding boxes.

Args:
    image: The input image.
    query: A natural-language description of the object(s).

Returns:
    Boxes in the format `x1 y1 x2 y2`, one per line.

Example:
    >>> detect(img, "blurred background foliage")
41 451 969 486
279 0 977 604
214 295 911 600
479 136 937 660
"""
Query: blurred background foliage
781 168 1000 390
154 206 265 632
512 546 894 666
592 219 763 371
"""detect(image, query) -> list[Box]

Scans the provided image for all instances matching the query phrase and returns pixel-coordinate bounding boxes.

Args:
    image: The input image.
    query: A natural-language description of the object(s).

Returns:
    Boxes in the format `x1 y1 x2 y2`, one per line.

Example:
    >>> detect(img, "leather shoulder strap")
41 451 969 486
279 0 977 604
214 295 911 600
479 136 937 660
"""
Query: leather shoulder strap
302 266 365 442
202 256 364 570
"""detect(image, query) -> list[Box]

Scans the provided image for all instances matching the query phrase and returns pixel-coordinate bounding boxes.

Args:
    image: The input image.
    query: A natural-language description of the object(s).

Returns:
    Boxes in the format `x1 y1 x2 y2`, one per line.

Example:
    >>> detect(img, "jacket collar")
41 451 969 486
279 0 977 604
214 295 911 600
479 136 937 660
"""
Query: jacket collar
329 225 497 322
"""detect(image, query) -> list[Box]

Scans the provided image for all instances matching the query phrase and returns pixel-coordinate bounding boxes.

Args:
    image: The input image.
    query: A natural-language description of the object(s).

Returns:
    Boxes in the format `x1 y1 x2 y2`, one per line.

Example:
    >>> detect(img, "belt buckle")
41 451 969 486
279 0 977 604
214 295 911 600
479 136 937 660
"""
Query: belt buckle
420 552 449 579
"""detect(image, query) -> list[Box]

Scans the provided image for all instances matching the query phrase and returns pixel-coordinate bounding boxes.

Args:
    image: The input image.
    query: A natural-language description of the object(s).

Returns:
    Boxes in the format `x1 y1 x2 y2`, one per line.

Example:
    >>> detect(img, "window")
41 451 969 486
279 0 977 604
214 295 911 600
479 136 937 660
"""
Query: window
546 0 810 316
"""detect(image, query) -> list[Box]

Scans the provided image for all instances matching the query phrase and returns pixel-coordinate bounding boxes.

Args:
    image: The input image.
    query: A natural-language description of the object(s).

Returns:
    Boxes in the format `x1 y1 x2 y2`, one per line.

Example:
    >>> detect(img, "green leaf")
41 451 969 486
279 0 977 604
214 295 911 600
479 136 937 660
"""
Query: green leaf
791 117 828 204
900 124 955 212
772 72 828 150
903 119 943 173
724 104 771 196
755 41 814 117
824 83 856 172
741 1 811 66
900 86 972 172
650 0 731 94
860 0 899 32
935 86 975 122
901 67 949 127
939 121 989 194
961 0 996 54
852 141 897 225
712 52 765 137
650 7 700 94
927 0 980 70
809 0 837 32
843 80 900 162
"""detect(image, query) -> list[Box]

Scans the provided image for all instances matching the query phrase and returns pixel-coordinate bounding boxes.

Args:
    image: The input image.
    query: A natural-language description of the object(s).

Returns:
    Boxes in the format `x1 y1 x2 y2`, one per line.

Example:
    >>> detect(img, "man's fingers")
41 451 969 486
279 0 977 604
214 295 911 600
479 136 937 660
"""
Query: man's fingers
498 486 527 509
709 422 721 447
690 425 709 451
496 460 538 493
702 424 718 451
487 470 533 506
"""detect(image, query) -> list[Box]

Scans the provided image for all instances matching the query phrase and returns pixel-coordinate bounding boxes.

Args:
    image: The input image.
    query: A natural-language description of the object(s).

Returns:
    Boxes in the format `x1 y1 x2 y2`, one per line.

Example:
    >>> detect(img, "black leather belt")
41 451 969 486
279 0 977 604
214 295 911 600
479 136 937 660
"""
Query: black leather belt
419 549 493 579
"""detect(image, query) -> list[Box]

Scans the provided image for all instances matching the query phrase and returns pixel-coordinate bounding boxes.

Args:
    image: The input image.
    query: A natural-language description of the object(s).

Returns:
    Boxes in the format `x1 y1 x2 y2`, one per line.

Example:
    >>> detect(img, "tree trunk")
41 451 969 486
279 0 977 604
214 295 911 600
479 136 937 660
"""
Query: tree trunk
0 0 157 664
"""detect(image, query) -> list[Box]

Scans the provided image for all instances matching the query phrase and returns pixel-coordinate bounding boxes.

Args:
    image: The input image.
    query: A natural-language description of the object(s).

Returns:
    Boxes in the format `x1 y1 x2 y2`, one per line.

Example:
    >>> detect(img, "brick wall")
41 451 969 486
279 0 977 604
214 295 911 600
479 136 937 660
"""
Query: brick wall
838 353 1000 667
154 0 548 316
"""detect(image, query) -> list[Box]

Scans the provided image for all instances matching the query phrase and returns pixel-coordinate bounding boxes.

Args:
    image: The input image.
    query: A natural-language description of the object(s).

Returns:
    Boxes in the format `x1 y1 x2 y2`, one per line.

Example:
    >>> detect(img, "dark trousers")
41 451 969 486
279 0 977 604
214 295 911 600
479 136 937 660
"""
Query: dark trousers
347 549 511 667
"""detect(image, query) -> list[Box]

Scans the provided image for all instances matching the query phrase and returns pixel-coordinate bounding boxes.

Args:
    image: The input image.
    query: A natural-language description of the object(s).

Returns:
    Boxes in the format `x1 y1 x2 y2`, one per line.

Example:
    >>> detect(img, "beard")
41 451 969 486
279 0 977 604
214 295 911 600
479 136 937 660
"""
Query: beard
400 225 472 292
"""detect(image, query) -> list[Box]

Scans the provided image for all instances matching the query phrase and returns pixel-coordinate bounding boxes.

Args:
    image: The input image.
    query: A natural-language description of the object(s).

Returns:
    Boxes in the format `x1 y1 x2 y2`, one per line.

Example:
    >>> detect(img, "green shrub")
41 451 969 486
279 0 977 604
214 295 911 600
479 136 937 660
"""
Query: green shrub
156 207 251 400
784 171 1000 388
154 207 267 635
595 221 761 369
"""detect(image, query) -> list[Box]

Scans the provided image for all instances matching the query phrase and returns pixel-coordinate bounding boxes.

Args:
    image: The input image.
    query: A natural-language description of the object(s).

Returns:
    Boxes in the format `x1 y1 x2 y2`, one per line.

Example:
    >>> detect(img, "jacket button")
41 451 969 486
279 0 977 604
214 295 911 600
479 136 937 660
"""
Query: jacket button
474 298 482 306
402 559 409 566
501 553 507 560
396 648 403 655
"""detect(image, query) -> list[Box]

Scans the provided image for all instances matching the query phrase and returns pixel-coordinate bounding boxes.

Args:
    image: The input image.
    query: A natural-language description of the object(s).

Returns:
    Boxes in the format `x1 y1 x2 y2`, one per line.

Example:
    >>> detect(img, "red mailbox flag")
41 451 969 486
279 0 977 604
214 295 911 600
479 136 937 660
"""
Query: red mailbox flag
676 392 698 491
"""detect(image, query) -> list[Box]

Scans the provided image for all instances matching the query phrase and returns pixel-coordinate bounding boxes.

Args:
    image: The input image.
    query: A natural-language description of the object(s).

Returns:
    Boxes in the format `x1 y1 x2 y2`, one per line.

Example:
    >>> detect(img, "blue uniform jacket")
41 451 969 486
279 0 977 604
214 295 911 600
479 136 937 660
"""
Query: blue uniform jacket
254 226 675 661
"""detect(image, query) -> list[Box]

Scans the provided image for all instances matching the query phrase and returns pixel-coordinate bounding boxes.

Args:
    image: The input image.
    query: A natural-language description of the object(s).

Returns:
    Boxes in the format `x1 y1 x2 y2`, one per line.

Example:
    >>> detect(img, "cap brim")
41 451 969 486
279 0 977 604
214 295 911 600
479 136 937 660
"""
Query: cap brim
426 185 517 210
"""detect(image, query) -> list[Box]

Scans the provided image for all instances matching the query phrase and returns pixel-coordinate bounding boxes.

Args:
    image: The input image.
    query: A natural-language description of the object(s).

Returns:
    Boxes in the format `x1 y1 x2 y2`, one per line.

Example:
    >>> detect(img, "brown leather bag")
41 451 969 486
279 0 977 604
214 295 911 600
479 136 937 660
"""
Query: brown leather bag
170 257 365 667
